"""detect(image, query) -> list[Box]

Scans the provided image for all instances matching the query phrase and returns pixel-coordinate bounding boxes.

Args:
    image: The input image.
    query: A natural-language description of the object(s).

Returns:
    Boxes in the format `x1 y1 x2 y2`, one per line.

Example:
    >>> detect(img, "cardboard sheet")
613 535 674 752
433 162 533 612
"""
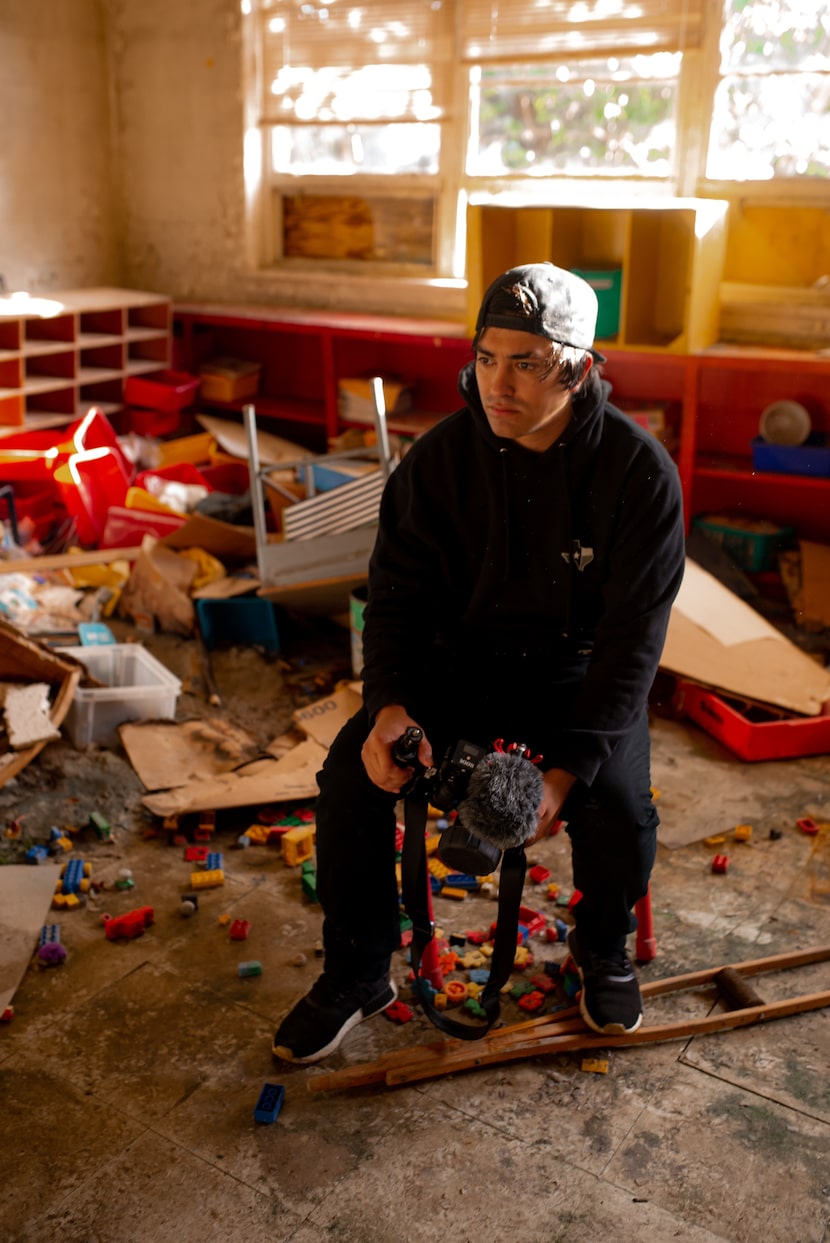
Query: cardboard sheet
119 718 262 791
661 559 830 716
292 684 363 749
195 414 307 465
140 737 326 817
0 865 64 1015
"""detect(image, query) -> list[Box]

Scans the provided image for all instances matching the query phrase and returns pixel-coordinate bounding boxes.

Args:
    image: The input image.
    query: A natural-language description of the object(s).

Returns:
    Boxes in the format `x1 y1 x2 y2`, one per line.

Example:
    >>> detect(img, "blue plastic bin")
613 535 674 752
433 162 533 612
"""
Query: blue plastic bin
751 434 830 478
196 598 281 651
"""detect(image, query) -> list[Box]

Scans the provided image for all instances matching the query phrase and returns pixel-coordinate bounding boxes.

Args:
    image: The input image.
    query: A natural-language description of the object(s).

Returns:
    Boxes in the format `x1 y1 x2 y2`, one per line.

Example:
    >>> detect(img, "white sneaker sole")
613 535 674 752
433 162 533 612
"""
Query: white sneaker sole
273 980 398 1065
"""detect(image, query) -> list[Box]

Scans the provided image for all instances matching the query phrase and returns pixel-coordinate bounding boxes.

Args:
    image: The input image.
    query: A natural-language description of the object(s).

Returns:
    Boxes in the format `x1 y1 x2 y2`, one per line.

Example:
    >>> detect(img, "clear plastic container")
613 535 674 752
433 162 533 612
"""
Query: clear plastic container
56 644 181 747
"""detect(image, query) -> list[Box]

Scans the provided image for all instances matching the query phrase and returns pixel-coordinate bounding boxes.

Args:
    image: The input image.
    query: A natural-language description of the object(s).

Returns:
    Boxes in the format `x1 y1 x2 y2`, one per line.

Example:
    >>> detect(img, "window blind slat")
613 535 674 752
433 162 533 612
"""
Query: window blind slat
459 0 705 61
261 0 455 68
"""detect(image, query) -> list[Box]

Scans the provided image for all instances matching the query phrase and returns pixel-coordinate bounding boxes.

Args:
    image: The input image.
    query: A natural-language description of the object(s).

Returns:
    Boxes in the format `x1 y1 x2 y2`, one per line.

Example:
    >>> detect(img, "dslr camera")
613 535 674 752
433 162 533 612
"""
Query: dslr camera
392 726 542 875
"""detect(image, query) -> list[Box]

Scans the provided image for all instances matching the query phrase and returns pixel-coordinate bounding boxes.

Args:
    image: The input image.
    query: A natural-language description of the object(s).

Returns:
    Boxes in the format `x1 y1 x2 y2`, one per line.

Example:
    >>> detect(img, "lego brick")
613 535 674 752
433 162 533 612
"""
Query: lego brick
253 1082 285 1124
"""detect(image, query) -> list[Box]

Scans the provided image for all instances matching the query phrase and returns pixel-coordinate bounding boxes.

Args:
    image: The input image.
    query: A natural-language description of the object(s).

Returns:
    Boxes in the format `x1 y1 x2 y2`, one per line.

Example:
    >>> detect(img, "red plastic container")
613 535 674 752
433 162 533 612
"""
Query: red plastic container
200 461 251 494
674 679 830 762
135 462 212 492
99 505 187 549
127 407 181 438
124 370 200 413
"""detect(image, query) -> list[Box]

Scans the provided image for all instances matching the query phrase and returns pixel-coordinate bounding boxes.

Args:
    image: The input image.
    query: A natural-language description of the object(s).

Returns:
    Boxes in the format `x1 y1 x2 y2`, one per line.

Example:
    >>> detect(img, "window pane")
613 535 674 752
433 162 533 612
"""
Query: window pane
267 63 441 122
720 0 830 73
707 74 830 179
271 124 441 175
282 194 434 264
468 57 679 177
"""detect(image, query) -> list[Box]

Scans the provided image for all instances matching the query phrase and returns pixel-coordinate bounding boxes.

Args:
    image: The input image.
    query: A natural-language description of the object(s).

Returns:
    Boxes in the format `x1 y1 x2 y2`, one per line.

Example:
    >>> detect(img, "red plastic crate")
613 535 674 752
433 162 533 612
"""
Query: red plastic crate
674 679 830 762
124 370 200 414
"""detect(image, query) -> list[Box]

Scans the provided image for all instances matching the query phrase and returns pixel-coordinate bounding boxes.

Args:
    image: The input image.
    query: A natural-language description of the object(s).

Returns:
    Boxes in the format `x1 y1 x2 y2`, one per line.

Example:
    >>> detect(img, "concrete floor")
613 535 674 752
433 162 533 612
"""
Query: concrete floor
1 631 829 1243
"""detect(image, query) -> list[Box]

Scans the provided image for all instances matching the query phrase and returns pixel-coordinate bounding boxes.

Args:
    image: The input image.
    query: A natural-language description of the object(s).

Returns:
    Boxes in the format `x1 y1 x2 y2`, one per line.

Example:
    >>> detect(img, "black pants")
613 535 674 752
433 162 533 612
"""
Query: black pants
313 693 658 982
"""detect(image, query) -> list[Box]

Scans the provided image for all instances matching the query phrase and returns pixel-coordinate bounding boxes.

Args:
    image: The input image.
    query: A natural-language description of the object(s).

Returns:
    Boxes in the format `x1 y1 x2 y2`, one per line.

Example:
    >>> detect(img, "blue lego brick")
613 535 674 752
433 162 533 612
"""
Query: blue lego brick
469 968 490 985
40 924 61 945
444 874 480 890
62 858 85 894
25 845 50 864
206 851 223 871
254 1082 285 1124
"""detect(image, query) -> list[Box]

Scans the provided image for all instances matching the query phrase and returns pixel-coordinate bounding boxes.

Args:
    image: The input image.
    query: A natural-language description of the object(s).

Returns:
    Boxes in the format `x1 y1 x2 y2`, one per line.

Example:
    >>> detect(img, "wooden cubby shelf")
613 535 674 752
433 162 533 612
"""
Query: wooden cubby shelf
0 288 171 434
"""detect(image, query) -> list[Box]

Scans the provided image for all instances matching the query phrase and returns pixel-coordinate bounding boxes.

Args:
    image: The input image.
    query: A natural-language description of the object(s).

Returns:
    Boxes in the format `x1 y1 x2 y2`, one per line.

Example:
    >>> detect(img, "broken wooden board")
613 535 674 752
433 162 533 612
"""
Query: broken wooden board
307 945 830 1094
0 620 80 788
140 736 325 816
661 558 830 716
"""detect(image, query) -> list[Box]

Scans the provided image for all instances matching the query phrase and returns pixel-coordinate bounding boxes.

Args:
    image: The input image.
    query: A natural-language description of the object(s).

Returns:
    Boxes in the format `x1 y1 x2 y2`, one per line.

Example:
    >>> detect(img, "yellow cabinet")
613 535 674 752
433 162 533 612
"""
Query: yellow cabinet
466 195 729 353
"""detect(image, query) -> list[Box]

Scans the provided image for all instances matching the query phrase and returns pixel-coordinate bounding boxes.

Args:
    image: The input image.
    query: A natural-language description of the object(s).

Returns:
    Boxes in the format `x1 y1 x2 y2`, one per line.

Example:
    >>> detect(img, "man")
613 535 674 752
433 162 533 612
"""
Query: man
273 262 685 1064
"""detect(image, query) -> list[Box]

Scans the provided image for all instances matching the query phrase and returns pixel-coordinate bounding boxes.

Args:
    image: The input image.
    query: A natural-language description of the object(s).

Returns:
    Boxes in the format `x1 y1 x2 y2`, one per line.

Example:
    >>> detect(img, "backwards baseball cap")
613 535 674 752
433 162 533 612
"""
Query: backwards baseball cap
475 262 605 361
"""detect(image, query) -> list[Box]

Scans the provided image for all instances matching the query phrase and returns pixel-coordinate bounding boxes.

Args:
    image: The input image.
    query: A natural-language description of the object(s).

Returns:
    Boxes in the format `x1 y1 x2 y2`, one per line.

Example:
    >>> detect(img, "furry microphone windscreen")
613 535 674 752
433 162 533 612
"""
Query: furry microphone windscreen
457 751 544 850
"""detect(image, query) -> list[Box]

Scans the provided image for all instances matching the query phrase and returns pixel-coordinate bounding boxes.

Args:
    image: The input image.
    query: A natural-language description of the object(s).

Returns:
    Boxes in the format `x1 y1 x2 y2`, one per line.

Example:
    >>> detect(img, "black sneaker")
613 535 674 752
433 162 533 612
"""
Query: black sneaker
567 929 643 1036
272 973 397 1064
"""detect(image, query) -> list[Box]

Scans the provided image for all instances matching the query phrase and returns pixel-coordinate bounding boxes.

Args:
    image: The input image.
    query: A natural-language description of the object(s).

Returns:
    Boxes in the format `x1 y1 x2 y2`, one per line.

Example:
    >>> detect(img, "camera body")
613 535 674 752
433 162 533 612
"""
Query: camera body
392 729 504 875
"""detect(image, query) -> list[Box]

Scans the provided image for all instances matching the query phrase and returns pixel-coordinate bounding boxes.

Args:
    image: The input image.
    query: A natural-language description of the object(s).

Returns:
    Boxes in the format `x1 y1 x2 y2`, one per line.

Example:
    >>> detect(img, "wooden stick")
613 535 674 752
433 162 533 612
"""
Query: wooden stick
307 944 830 1094
0 546 143 574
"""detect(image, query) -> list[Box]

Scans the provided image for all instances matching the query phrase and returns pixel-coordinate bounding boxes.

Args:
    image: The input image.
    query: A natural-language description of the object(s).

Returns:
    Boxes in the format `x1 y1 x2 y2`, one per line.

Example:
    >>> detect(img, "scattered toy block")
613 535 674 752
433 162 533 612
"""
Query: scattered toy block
797 817 820 836
103 906 155 940
734 824 753 842
704 835 727 847
184 846 209 863
190 868 224 889
194 811 216 842
711 854 729 874
281 825 315 867
444 980 467 1006
581 1058 609 1074
529 864 551 884
518 989 545 1012
383 1001 414 1024
238 960 262 977
88 811 111 841
229 919 251 940
440 887 468 901
254 1082 285 1124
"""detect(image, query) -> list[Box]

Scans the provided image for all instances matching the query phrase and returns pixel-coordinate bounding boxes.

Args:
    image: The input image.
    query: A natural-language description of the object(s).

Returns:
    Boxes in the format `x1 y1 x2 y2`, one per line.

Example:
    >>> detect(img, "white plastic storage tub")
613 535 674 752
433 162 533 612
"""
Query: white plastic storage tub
56 644 181 747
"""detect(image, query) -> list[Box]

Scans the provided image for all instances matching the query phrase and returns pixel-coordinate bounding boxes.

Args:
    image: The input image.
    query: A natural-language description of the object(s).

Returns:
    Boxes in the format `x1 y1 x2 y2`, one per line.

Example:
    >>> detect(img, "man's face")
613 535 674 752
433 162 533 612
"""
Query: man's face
474 327 585 453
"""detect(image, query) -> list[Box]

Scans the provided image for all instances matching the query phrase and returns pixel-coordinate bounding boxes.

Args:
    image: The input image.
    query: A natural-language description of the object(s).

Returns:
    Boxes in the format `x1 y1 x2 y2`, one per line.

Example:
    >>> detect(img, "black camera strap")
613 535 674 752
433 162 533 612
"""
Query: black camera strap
401 780 527 1040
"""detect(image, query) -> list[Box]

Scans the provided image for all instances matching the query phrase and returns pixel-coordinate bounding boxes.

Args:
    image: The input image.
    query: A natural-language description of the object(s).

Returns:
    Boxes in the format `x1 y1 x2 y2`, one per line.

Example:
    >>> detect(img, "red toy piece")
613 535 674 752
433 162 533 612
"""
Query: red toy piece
102 906 155 940
383 1000 414 1024
711 854 729 874
229 919 251 940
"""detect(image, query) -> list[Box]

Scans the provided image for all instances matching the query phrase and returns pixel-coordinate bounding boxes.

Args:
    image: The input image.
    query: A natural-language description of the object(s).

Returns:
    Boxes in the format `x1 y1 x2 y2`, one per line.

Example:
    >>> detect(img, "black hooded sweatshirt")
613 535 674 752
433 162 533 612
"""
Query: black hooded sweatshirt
360 361 686 788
